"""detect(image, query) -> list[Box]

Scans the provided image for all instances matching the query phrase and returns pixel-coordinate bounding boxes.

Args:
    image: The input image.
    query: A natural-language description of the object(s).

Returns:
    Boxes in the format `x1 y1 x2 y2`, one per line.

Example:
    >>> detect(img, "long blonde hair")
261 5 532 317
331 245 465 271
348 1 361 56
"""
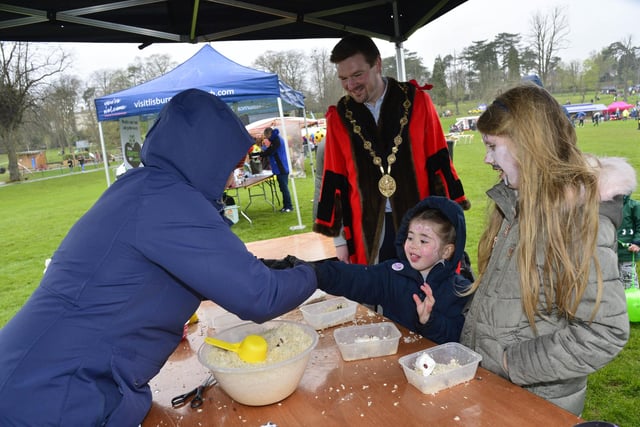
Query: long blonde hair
473 84 602 329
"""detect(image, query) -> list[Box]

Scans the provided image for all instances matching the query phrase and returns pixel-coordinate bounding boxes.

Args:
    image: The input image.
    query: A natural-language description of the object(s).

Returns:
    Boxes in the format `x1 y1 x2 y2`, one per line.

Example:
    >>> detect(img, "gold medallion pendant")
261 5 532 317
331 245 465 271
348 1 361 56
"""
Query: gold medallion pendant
343 83 411 200
378 174 396 197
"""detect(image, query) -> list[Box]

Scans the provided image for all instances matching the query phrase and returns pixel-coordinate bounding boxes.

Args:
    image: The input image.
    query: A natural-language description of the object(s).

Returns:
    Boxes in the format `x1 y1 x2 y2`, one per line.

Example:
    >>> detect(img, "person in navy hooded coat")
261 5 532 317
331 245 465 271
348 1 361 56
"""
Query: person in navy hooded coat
314 196 471 344
259 127 293 212
0 89 317 426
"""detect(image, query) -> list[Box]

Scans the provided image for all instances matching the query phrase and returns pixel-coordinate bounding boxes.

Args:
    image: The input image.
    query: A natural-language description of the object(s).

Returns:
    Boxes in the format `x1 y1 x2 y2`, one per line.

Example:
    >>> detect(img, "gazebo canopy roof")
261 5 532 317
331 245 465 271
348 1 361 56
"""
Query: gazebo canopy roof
0 1 467 45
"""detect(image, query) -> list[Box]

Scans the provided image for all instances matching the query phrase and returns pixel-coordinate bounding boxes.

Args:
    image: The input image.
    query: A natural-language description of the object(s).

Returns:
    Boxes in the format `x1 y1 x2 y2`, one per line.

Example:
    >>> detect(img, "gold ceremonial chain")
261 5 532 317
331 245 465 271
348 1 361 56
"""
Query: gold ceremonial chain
343 84 411 197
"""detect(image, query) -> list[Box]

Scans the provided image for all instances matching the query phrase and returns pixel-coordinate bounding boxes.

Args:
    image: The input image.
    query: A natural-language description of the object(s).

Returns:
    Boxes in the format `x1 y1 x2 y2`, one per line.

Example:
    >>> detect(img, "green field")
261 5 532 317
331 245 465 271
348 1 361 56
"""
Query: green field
0 117 639 424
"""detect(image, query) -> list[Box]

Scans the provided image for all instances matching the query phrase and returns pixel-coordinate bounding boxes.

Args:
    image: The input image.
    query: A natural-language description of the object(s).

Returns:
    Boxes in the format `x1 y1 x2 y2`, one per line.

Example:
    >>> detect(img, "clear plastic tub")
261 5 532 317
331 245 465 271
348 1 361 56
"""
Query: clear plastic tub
398 342 482 394
299 297 357 329
333 322 401 361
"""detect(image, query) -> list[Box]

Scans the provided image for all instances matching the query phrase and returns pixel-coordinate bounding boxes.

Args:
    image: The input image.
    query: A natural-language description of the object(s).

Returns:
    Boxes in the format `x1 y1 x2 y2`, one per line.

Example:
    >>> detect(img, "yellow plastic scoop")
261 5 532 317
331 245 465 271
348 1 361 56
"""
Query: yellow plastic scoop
205 334 268 363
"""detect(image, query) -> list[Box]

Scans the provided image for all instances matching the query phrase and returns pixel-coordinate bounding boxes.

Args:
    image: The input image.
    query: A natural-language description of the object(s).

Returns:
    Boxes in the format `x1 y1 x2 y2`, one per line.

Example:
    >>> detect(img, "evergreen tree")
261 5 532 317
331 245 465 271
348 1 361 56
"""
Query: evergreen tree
431 56 448 108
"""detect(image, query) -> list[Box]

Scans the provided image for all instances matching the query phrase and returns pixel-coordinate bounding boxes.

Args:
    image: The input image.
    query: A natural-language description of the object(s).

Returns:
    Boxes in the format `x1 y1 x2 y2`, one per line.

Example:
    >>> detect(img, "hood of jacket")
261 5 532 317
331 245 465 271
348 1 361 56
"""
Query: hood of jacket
594 156 636 202
140 88 253 204
591 156 637 229
269 128 281 142
394 196 467 277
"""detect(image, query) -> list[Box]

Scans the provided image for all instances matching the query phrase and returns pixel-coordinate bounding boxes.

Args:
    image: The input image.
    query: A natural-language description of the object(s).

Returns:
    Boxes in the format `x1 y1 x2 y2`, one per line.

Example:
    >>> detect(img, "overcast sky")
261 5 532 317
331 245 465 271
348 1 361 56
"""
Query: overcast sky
59 0 638 79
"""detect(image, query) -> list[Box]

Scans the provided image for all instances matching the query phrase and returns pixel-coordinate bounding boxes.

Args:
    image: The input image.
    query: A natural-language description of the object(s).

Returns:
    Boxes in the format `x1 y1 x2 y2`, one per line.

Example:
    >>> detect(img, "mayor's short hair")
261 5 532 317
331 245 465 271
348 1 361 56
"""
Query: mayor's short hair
330 34 380 66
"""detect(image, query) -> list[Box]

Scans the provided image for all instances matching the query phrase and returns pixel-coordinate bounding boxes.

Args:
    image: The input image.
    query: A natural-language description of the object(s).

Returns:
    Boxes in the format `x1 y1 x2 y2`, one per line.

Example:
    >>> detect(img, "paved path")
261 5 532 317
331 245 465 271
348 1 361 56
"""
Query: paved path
0 167 110 188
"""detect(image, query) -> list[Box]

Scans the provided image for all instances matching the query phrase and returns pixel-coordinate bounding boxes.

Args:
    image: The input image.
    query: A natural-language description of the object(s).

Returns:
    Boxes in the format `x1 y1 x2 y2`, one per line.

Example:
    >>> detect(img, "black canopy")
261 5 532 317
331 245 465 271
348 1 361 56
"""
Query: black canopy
0 1 467 46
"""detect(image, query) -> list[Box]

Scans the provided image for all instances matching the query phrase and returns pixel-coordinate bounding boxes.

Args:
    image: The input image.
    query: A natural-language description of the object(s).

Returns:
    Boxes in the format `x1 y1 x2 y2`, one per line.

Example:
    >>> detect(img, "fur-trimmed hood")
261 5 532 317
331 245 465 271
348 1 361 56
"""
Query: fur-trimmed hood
591 156 637 201
591 156 637 229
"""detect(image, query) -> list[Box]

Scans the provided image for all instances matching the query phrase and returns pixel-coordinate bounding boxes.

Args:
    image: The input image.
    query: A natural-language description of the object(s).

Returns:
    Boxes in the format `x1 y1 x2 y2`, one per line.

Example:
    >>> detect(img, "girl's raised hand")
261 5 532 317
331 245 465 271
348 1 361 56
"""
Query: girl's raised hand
413 282 435 324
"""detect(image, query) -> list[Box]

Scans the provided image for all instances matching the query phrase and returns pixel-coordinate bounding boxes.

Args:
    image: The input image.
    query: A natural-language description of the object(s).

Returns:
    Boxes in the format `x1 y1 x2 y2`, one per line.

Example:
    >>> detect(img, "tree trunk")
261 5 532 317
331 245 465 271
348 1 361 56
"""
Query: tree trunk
0 130 22 182
7 142 20 181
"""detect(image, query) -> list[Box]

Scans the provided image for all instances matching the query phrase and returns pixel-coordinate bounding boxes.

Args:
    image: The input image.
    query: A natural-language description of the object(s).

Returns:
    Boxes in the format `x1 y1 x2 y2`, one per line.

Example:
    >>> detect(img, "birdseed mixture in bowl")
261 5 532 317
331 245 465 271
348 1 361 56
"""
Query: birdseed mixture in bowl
197 320 318 406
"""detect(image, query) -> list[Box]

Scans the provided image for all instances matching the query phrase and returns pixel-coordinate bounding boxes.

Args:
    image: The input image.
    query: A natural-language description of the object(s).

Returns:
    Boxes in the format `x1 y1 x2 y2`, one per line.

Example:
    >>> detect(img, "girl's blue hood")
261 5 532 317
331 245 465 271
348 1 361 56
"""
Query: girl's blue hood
394 196 467 273
140 89 253 203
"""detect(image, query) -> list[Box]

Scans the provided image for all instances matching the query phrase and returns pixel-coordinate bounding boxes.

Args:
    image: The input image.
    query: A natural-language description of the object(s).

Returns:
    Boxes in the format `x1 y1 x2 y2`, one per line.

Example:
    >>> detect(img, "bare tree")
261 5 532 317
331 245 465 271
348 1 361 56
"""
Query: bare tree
308 48 341 113
252 50 307 92
80 86 100 148
129 54 177 84
527 6 569 84
443 51 467 115
566 60 582 95
82 68 137 154
41 75 81 156
0 42 68 181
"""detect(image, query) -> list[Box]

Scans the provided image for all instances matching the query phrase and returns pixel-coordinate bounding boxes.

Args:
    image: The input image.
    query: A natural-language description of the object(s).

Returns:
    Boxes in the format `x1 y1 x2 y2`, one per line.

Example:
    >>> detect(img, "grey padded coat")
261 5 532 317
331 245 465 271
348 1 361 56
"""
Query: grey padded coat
460 157 634 416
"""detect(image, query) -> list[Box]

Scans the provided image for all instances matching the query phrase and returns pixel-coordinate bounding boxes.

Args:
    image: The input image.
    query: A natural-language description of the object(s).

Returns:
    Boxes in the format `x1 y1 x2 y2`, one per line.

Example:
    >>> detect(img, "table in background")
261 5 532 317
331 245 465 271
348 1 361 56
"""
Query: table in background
226 172 279 223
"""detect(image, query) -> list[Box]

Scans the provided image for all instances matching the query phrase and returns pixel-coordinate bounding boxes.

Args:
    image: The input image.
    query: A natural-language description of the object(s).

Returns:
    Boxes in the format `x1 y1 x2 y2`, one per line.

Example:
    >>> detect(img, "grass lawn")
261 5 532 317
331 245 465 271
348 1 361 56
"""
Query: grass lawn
0 117 638 424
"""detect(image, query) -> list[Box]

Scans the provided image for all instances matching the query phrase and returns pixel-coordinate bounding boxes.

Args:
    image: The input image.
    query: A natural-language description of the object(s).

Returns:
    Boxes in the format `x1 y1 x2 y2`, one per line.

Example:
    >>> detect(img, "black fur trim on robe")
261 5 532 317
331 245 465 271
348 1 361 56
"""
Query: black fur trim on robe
313 170 348 238
337 79 421 263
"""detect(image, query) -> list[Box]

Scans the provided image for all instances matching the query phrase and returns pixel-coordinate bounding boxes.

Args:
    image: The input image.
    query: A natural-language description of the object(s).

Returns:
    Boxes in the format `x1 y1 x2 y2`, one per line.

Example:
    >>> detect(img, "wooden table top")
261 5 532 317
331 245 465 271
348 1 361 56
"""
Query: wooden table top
142 303 583 427
245 232 336 262
142 233 582 426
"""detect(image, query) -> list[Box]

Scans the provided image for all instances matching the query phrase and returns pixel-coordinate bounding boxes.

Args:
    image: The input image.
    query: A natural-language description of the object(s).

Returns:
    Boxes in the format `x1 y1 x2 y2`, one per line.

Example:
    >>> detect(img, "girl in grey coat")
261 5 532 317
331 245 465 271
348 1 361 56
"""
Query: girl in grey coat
461 84 632 416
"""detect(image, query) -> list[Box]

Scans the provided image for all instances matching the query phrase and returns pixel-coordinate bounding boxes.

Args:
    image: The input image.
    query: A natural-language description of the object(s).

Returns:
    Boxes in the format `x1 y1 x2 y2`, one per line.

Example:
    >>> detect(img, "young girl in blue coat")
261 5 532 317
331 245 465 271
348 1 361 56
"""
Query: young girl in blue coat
314 196 471 344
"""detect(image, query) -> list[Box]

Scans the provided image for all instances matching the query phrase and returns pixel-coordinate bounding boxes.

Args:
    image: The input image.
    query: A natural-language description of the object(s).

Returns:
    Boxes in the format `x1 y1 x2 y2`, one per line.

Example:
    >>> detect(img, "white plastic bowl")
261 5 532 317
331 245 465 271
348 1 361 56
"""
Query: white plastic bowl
197 320 318 406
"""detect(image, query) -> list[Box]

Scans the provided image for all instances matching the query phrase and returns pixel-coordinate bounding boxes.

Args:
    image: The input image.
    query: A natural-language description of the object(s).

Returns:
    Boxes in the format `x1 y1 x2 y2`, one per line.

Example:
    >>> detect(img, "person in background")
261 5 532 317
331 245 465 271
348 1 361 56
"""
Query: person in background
311 129 327 221
0 89 317 426
312 136 325 221
313 196 471 344
314 34 469 266
460 83 631 416
617 191 640 288
260 127 293 213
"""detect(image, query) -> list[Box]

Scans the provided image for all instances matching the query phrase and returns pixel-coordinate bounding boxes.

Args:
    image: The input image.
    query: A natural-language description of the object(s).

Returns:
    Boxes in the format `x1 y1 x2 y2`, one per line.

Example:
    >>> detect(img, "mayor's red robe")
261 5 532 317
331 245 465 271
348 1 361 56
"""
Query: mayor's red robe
313 78 469 265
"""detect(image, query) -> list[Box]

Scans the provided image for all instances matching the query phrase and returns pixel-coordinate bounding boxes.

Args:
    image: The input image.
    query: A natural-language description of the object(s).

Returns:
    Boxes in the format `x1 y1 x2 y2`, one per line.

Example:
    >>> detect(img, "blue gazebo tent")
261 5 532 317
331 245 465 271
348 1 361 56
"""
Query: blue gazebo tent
94 44 307 229
94 44 303 122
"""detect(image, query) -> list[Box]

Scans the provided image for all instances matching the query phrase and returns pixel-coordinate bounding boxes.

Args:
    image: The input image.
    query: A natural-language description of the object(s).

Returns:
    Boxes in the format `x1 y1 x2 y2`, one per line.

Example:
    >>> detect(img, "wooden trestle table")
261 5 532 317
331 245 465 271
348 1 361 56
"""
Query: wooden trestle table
141 232 583 427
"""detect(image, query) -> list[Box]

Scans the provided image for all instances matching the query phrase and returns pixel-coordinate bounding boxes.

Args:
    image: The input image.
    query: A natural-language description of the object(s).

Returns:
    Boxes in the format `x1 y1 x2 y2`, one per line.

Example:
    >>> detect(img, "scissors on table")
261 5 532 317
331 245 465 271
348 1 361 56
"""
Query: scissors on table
171 374 216 409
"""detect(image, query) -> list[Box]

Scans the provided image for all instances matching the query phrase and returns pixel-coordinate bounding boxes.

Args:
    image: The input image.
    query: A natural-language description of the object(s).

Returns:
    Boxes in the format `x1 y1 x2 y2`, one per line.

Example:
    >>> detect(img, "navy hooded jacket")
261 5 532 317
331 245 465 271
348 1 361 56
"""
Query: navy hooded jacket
261 128 289 175
0 89 317 426
315 196 471 344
